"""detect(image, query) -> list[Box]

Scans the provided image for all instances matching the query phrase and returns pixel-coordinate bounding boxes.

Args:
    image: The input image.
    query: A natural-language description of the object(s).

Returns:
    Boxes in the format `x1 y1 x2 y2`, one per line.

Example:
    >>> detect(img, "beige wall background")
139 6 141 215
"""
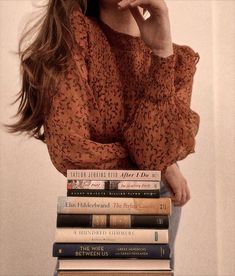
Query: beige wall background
0 1 234 276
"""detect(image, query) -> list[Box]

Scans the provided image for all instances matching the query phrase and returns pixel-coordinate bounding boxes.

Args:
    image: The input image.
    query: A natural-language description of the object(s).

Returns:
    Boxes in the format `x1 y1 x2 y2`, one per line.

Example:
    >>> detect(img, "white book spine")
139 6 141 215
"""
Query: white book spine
67 169 161 181
55 228 168 244
58 259 170 271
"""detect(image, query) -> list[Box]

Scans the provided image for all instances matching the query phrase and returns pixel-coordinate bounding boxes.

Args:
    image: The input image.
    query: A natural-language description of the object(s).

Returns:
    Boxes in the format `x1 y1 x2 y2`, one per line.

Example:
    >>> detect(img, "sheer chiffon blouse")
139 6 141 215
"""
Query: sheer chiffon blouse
43 7 200 177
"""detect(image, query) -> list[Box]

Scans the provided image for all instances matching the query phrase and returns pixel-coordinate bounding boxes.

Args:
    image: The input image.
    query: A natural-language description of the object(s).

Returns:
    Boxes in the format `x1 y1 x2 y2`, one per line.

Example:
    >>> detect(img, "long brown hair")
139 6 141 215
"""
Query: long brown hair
5 0 99 142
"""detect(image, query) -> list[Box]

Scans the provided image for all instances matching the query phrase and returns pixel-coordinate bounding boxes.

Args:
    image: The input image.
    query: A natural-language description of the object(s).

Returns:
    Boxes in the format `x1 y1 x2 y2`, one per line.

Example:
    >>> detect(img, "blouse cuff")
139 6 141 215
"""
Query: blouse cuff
144 52 176 102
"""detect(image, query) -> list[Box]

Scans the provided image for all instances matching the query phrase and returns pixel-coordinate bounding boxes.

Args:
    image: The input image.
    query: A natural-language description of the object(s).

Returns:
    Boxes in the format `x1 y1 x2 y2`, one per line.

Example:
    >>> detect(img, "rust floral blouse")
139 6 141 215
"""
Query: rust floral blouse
43 7 200 177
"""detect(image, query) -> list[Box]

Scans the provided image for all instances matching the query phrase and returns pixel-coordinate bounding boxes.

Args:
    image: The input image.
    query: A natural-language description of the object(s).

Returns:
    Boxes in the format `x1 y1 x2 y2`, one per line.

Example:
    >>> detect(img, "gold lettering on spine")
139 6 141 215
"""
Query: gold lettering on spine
92 215 107 227
74 245 109 257
160 246 165 257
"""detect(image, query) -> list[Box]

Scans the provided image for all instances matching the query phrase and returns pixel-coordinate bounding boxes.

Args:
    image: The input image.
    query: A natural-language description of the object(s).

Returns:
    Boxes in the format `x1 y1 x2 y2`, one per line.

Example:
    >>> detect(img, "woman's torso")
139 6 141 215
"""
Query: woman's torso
78 15 153 144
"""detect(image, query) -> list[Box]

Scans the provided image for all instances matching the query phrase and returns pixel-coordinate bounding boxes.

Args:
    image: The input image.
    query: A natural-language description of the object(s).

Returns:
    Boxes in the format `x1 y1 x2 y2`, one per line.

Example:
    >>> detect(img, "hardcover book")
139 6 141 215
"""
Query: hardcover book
67 188 160 198
54 228 168 244
67 170 161 181
53 243 170 259
57 259 171 271
56 214 169 228
57 197 171 215
67 180 160 190
57 271 173 276
67 170 161 197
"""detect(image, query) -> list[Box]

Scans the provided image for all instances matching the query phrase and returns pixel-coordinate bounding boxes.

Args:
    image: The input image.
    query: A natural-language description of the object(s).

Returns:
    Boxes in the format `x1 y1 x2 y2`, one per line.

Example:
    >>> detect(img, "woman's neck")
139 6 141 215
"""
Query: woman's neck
99 1 143 37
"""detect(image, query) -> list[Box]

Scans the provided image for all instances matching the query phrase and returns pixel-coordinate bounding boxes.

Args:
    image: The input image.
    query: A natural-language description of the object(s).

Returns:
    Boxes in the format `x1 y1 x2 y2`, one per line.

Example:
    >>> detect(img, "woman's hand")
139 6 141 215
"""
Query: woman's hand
162 163 191 207
118 0 173 57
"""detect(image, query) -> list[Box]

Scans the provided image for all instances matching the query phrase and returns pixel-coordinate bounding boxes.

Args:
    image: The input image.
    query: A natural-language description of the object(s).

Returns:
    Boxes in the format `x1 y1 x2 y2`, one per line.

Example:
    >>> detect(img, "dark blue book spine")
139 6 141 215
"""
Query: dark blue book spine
67 189 160 198
53 243 170 259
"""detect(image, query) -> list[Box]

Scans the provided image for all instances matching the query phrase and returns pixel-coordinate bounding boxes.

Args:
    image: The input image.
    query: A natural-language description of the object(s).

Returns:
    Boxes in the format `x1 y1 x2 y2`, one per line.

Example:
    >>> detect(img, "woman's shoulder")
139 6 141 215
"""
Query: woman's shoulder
70 7 106 51
69 6 89 49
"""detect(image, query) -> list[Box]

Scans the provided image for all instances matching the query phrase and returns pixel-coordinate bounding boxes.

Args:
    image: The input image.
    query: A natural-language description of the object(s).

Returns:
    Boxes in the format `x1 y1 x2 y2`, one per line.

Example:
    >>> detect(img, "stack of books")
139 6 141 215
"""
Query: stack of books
53 169 173 276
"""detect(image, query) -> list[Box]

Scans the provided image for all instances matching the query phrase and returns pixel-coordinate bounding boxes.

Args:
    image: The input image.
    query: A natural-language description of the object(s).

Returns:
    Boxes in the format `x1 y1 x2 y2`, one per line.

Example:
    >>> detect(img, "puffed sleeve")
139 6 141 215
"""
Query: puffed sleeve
43 8 133 177
122 43 200 173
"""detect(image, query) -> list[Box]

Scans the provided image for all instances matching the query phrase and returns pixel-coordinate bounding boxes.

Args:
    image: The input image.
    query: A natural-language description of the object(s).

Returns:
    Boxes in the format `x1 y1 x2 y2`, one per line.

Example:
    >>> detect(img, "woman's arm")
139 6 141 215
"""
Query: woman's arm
43 7 136 177
119 0 200 206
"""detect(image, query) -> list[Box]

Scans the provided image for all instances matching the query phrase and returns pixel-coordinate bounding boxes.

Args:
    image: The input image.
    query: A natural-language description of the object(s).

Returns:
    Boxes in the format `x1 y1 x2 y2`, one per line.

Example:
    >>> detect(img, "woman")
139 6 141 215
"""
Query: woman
7 0 200 271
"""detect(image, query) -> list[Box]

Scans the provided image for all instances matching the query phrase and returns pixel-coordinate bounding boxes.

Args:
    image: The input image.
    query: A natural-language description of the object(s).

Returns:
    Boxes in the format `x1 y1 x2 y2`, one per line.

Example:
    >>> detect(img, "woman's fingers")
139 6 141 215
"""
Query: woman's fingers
118 0 147 10
171 179 191 206
180 180 187 205
129 6 145 28
118 0 145 29
171 184 182 205
163 163 191 207
181 188 187 206
130 0 145 7
185 182 191 202
119 0 168 13
118 0 135 9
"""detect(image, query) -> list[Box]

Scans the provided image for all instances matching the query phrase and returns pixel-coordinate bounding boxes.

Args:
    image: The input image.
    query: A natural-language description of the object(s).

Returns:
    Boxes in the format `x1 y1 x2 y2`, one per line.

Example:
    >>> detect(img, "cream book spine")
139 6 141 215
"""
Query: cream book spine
55 228 168 244
57 197 171 215
58 259 170 271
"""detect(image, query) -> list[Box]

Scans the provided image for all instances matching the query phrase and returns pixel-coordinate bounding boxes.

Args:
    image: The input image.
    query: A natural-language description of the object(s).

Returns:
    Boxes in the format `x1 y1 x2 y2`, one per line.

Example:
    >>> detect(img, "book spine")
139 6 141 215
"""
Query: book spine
67 189 160 198
57 214 169 229
67 169 161 181
54 228 168 244
67 180 160 190
57 197 171 215
53 243 170 259
58 272 173 276
58 258 170 271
